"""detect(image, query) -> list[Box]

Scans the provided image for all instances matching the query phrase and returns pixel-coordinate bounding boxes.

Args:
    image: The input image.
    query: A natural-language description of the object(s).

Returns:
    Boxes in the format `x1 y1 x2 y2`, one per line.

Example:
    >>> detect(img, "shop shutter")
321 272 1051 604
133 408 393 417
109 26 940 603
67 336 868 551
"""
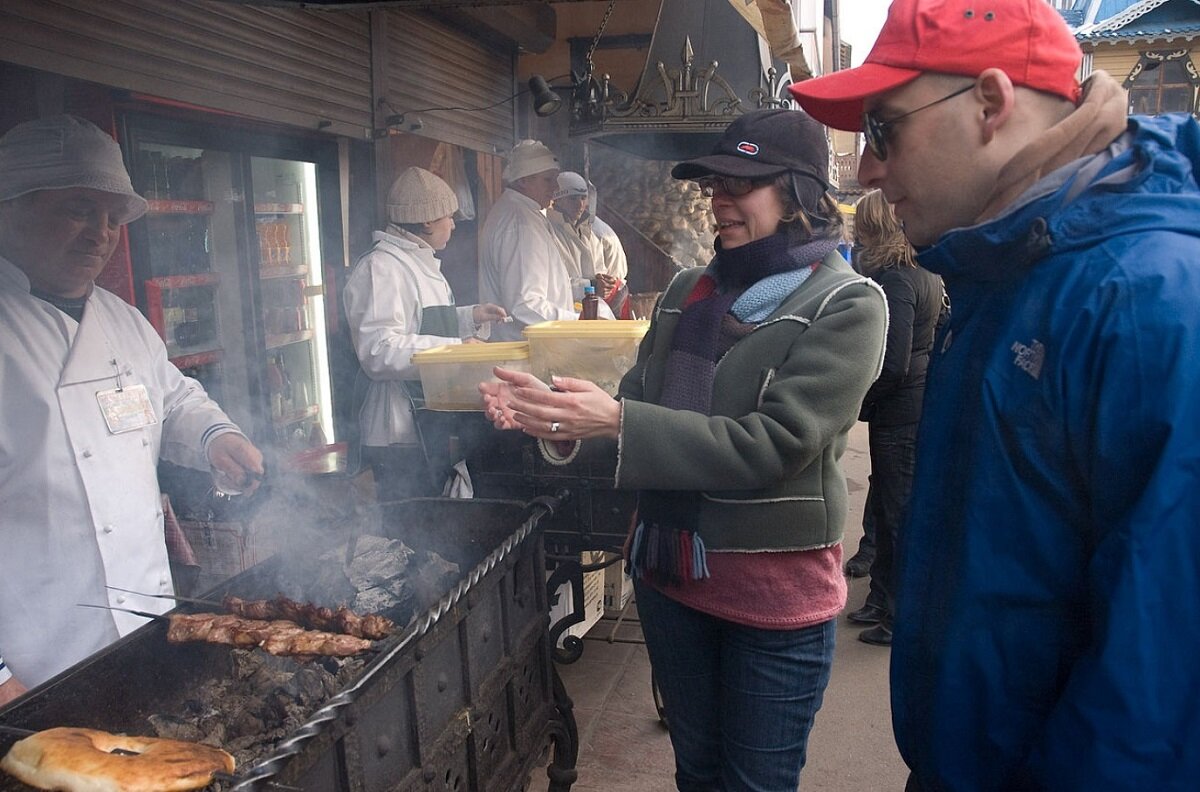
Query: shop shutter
0 0 373 139
379 11 516 154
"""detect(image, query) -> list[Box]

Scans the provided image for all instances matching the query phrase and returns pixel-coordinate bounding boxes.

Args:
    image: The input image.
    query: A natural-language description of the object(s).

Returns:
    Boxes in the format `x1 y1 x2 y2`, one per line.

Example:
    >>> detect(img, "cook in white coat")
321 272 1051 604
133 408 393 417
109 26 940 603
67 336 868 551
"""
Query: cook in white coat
344 167 506 497
0 115 264 704
548 171 606 301
478 140 578 341
587 182 629 283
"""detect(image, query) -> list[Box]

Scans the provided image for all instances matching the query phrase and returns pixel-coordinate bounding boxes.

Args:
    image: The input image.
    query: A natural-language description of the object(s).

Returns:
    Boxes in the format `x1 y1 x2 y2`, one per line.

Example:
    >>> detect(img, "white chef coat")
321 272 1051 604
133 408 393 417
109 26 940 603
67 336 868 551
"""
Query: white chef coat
343 229 479 447
0 255 241 689
592 216 629 281
478 189 578 341
548 207 605 301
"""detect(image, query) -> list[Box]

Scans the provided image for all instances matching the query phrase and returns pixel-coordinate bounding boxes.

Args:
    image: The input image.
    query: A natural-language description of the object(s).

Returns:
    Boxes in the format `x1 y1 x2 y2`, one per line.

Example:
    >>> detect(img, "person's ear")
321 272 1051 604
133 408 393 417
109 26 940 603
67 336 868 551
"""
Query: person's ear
976 68 1015 144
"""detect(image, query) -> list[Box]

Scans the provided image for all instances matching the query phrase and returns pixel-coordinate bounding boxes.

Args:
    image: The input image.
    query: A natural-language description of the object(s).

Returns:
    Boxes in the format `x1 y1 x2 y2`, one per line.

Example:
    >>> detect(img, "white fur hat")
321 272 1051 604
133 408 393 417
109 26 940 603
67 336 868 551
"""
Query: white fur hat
502 139 559 183
553 171 589 200
386 167 458 224
0 114 147 223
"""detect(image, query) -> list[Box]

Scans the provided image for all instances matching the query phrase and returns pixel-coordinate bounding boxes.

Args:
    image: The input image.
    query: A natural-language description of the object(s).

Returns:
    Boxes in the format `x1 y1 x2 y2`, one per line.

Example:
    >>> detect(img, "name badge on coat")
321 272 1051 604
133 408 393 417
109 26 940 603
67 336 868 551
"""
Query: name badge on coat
96 383 158 434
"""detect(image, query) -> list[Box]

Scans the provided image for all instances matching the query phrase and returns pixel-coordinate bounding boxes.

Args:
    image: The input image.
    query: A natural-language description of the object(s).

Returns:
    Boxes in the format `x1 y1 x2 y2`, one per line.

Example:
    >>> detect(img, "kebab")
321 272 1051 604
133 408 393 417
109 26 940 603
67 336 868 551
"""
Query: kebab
78 605 375 658
105 586 396 640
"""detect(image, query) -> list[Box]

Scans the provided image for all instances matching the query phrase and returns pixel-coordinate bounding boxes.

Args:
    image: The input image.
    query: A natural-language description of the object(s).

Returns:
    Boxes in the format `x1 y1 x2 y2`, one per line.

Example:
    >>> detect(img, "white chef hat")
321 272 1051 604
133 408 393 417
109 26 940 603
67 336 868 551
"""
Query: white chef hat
386 167 458 224
552 171 589 200
502 139 559 183
0 115 147 224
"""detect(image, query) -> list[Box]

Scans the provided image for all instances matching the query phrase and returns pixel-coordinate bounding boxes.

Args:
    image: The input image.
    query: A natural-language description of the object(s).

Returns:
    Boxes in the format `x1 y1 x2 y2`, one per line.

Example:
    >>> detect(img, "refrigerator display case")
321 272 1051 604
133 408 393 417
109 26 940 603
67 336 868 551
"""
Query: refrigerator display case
122 114 342 456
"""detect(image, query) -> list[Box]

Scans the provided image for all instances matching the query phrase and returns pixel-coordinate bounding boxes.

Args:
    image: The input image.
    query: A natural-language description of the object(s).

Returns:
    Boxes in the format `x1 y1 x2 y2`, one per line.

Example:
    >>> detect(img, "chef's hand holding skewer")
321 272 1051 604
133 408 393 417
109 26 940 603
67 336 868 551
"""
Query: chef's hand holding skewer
207 432 266 496
480 367 621 441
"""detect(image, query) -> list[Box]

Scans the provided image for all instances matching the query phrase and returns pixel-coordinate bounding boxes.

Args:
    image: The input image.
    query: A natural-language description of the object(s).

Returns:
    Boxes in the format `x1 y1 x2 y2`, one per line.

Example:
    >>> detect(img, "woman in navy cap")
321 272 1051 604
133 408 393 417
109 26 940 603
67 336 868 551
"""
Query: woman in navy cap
483 108 887 789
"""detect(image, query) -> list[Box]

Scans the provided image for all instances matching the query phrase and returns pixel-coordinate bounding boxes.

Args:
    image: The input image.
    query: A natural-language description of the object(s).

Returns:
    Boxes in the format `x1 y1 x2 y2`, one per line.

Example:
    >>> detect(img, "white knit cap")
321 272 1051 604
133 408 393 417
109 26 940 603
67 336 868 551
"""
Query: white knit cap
553 171 589 200
386 166 458 224
0 115 147 224
502 139 559 183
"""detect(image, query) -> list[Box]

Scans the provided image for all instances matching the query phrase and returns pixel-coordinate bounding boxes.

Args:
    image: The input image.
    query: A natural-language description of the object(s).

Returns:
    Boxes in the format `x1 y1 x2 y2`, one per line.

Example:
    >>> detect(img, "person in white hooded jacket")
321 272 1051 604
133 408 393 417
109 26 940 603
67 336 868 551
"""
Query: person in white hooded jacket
344 167 506 499
0 115 264 703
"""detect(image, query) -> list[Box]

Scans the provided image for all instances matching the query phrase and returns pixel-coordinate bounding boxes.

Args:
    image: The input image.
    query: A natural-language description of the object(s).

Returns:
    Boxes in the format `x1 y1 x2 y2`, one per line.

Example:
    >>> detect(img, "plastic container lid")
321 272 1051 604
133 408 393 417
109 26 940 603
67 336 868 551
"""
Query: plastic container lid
412 341 530 365
523 320 650 338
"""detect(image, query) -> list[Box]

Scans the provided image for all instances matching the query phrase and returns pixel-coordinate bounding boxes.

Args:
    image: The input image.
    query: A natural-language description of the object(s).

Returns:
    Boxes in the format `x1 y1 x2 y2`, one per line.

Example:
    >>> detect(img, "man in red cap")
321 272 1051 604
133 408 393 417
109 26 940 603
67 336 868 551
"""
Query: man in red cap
791 1 1200 789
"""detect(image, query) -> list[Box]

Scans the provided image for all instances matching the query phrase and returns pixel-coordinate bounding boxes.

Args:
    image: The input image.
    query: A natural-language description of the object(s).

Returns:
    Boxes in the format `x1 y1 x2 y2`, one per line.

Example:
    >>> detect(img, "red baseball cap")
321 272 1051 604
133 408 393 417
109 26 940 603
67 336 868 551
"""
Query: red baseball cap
789 0 1083 131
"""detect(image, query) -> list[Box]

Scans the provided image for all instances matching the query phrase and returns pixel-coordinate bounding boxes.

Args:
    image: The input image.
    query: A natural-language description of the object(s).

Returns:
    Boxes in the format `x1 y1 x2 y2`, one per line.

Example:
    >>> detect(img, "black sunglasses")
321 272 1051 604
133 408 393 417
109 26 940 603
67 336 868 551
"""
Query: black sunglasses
695 175 772 198
861 84 974 161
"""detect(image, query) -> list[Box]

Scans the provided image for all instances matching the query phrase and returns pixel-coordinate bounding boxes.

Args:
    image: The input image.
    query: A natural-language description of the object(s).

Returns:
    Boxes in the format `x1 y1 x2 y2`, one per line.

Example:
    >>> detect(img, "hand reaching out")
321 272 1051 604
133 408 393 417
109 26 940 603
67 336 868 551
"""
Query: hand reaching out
480 367 621 440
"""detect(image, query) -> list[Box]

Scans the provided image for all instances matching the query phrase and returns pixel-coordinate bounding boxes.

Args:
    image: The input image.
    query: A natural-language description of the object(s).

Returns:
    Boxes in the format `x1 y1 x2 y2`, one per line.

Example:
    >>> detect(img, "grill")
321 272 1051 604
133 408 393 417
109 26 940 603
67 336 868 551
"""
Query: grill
414 412 636 664
0 497 579 792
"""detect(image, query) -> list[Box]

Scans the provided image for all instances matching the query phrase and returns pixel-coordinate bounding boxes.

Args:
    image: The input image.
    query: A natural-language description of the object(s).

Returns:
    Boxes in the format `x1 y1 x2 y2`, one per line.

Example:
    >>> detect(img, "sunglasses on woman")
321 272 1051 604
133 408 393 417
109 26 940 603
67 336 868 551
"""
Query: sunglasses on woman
695 175 772 198
861 83 974 161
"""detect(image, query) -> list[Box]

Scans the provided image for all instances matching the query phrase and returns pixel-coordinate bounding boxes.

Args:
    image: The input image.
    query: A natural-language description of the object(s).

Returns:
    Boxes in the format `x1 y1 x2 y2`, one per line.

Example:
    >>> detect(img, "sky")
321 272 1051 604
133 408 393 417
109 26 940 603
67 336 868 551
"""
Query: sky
839 0 892 66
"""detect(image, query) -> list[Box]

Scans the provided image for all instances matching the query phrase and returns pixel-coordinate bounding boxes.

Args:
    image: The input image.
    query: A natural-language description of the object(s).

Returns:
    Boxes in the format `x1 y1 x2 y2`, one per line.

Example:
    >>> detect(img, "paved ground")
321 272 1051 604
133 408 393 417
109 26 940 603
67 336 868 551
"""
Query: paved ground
528 422 909 791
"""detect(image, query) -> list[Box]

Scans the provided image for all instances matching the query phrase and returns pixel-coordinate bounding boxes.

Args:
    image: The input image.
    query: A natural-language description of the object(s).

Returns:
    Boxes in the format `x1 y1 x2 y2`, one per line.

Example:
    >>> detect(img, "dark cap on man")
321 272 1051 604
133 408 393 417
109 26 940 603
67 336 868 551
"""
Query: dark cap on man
671 108 830 188
789 0 1083 131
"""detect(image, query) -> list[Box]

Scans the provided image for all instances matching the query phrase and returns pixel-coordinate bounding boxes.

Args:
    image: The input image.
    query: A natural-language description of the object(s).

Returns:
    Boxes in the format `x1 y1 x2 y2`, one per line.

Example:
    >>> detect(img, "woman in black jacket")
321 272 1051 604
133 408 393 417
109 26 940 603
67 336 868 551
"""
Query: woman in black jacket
848 189 946 646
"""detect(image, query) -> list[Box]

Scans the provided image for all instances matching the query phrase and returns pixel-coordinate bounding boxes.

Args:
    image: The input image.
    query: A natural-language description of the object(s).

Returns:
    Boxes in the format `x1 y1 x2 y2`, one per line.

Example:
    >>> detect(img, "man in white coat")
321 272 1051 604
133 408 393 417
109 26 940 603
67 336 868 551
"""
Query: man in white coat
478 140 578 341
547 171 606 301
0 115 264 704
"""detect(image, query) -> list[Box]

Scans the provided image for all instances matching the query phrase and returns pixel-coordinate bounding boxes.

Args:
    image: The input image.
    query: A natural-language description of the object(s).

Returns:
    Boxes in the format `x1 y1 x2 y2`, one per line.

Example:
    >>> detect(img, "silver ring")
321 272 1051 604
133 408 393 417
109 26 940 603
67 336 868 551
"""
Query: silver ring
550 421 560 433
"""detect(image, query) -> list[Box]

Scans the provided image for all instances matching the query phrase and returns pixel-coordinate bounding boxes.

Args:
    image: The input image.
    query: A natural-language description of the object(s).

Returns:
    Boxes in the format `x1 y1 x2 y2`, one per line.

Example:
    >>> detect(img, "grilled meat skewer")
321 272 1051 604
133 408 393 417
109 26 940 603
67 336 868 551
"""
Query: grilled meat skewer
222 596 394 640
78 605 375 658
167 613 374 657
103 587 395 640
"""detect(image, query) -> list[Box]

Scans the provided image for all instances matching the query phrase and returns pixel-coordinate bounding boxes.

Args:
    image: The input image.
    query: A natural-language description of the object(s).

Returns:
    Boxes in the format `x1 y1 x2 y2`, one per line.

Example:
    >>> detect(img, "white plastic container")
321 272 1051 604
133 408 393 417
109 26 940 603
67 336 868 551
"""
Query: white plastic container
411 341 530 410
522 320 650 395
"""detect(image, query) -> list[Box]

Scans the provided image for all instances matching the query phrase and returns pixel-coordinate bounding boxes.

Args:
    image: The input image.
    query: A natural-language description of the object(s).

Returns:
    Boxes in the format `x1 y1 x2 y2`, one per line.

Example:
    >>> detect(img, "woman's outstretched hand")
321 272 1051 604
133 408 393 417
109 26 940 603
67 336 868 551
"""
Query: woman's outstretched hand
480 367 621 440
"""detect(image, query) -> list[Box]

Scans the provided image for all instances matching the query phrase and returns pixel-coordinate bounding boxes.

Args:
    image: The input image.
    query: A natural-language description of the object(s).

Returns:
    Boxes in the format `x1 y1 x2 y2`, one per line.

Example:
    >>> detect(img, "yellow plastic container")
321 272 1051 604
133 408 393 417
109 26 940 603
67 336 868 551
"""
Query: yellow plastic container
411 341 530 410
522 320 650 395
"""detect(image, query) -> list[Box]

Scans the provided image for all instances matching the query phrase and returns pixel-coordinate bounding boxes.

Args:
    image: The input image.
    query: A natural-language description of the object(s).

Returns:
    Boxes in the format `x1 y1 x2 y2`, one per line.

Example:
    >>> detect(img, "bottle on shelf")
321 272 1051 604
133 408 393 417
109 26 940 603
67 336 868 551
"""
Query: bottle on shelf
580 284 601 320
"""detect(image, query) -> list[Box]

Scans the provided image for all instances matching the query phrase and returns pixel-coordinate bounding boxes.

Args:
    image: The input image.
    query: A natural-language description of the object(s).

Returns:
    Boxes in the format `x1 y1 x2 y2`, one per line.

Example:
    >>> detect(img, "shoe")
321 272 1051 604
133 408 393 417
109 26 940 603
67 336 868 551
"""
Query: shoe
844 551 874 578
858 623 892 646
846 603 886 625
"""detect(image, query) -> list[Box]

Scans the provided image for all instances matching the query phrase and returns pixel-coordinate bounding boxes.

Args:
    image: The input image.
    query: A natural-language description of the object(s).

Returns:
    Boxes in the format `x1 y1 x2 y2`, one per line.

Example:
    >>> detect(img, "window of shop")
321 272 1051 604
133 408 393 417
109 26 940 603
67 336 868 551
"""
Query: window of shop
1125 50 1199 116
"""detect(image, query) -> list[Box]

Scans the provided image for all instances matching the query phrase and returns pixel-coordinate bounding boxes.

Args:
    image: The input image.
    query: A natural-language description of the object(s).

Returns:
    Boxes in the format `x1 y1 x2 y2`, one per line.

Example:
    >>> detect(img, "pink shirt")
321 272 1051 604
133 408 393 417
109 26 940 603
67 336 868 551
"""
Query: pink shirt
647 544 847 629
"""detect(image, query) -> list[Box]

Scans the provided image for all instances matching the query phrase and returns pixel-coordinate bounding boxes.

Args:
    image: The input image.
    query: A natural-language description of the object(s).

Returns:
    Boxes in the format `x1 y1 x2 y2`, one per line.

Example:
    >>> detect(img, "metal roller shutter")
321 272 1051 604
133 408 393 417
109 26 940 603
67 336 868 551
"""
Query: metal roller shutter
379 10 516 154
0 0 373 139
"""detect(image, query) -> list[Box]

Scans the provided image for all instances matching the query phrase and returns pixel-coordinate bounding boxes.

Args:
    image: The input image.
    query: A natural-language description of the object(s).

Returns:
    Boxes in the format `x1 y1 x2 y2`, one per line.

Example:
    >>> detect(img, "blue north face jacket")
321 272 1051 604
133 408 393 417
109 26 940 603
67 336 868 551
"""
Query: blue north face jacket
895 114 1200 791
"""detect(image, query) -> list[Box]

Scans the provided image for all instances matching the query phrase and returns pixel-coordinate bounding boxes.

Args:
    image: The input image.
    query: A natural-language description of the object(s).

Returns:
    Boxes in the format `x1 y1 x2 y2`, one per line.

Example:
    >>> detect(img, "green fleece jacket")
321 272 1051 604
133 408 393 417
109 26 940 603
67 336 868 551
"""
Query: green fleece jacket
616 251 887 551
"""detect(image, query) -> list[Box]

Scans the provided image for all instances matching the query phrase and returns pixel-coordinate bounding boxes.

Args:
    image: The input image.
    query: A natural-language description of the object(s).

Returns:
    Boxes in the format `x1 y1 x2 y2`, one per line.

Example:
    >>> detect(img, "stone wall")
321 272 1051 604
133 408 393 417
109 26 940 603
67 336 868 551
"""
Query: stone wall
589 144 715 270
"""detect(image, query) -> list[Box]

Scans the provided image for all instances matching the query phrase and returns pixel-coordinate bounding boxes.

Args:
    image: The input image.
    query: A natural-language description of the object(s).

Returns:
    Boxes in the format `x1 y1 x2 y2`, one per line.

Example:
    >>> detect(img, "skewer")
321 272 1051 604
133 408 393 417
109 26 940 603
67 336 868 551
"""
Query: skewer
77 602 169 622
104 585 222 609
0 724 35 738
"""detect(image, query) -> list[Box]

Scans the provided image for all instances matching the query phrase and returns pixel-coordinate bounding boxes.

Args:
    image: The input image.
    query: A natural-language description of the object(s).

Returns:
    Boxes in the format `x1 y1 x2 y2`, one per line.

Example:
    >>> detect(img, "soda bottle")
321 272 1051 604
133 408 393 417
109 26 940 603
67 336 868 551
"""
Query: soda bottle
580 284 600 320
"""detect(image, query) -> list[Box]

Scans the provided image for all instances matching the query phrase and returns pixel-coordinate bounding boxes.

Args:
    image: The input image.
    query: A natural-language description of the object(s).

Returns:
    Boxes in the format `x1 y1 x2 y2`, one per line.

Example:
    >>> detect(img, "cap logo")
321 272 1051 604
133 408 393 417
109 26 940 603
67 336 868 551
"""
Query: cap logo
736 141 760 156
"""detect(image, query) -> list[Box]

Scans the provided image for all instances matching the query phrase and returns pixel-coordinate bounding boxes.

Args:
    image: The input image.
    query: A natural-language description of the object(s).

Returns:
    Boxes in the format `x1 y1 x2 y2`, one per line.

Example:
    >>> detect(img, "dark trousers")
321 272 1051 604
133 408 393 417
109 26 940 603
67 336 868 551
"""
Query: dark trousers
866 421 920 625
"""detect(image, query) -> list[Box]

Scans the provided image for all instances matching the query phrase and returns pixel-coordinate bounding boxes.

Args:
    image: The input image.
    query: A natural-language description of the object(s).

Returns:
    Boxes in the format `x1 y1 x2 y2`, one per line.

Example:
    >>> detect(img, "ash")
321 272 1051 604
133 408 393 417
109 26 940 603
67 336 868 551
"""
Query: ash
147 650 364 769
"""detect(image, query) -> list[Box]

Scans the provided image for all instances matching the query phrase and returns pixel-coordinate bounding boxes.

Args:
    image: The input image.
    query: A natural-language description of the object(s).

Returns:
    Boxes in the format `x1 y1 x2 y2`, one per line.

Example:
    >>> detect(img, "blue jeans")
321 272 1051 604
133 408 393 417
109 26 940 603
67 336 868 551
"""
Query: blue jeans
635 580 836 791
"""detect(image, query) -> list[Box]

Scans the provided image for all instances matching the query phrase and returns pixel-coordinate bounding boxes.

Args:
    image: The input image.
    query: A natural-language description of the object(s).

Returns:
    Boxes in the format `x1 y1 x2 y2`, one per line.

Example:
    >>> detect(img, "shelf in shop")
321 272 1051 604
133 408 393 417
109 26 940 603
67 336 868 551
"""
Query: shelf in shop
273 403 319 427
254 202 304 215
146 199 214 215
146 272 218 289
169 348 222 369
265 329 314 349
259 264 309 281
